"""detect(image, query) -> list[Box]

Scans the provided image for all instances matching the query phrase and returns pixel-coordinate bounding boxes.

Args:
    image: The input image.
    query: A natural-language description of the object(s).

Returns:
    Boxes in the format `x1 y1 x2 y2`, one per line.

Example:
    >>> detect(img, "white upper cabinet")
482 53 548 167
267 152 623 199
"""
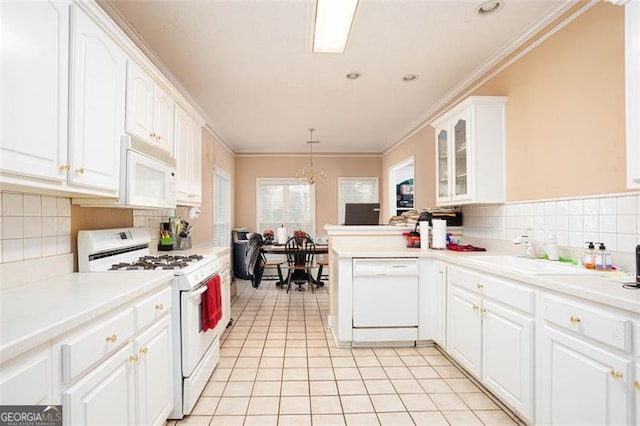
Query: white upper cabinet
1 2 124 196
1 0 70 182
174 104 202 206
68 6 125 192
432 96 507 206
126 61 175 154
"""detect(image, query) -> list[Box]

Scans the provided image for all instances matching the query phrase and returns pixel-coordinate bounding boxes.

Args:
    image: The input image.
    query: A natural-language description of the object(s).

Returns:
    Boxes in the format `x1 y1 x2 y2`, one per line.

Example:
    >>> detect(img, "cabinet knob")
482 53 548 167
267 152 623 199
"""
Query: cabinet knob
156 134 162 141
106 334 117 343
60 164 70 172
438 270 444 275
472 304 479 310
477 283 484 289
481 308 487 313
76 167 85 175
634 380 640 390
155 303 164 311
139 347 148 355
570 315 581 324
609 370 623 380
150 132 156 138
129 354 139 363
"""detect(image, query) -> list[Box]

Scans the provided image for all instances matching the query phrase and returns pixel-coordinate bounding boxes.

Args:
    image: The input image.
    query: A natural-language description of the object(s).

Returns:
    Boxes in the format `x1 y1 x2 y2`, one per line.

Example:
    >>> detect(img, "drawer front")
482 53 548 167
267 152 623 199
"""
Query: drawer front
449 266 534 313
0 345 51 404
543 295 632 352
61 308 134 383
219 254 230 273
134 286 172 331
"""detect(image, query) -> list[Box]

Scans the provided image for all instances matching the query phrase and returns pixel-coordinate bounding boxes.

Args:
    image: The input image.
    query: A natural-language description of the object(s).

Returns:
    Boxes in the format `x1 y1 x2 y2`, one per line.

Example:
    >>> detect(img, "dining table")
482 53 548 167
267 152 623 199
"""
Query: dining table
259 244 329 288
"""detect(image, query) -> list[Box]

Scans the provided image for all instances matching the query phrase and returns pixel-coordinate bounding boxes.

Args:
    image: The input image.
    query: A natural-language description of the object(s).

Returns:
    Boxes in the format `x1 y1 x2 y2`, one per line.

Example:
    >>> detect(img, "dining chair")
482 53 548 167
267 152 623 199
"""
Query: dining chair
283 235 316 293
258 252 285 286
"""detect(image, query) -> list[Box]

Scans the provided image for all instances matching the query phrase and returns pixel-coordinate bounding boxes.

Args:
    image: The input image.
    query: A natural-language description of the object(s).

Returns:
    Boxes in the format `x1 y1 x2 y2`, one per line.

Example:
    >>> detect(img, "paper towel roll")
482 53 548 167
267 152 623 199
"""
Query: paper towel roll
276 227 288 244
419 221 429 251
432 219 447 249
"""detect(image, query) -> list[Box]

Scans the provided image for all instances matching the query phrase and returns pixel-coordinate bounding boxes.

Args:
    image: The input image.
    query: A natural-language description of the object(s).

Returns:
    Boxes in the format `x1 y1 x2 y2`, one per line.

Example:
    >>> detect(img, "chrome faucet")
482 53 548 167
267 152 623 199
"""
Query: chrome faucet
513 228 536 258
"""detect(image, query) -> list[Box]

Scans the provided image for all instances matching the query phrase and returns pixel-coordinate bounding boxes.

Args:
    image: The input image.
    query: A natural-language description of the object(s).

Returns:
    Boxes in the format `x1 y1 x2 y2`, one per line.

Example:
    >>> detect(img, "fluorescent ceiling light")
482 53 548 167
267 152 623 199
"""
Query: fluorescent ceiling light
313 0 359 53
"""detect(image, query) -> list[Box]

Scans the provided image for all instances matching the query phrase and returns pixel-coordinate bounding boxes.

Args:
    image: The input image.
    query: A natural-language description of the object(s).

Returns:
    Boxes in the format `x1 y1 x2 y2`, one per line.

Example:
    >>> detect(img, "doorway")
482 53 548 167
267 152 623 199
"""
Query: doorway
388 157 415 218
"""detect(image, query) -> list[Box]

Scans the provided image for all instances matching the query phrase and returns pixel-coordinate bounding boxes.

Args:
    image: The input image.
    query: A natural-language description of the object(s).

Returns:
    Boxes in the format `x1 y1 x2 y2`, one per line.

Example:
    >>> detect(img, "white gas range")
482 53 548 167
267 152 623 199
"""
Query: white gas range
78 227 229 419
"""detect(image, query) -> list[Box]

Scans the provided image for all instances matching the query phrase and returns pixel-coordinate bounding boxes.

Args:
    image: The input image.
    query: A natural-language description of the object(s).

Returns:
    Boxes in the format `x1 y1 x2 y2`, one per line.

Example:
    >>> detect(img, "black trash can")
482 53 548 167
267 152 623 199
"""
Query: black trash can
232 229 250 280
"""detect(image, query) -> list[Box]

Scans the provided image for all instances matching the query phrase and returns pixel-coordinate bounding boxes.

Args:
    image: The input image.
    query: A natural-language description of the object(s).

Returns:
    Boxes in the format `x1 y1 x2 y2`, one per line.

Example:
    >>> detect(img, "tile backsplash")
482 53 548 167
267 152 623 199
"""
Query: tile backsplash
1 191 72 263
132 208 177 251
462 192 640 254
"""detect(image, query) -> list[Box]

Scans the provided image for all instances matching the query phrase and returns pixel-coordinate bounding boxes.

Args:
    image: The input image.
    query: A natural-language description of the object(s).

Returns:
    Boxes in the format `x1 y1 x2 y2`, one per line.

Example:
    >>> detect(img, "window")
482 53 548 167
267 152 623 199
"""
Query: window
212 169 231 247
338 177 379 225
257 179 315 235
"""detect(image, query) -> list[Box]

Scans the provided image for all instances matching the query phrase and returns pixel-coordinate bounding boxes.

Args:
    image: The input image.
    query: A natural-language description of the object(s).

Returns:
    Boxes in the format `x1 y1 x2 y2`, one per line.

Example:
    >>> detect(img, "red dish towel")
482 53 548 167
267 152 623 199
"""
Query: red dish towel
201 275 222 332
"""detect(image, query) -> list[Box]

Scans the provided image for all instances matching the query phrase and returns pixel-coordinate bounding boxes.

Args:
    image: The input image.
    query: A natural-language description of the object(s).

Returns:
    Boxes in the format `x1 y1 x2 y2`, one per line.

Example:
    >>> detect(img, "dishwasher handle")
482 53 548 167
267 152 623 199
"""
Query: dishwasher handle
353 258 419 276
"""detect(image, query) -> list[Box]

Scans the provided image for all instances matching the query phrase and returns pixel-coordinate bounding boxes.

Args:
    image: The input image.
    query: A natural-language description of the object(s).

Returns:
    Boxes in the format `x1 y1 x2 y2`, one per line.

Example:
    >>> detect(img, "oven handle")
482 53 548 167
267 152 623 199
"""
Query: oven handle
188 285 208 300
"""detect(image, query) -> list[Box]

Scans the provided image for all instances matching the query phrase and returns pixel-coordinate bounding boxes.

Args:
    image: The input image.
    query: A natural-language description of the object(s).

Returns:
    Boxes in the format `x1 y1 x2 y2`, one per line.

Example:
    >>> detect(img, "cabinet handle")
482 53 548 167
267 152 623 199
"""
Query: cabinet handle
60 164 70 172
76 167 85 175
106 334 117 343
129 354 139 363
472 304 479 310
477 283 484 289
609 370 623 380
634 380 640 390
570 315 581 324
155 303 164 311
139 347 148 355
438 270 444 276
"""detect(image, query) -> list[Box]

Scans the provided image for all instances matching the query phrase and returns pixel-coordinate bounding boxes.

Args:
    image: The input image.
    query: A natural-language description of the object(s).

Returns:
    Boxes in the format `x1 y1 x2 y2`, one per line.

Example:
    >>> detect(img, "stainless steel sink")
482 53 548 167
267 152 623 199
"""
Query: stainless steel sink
464 255 596 275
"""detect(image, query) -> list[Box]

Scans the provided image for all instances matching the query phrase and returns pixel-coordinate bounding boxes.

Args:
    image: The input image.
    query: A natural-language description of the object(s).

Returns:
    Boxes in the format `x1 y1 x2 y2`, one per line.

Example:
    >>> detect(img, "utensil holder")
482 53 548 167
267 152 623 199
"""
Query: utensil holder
174 235 192 250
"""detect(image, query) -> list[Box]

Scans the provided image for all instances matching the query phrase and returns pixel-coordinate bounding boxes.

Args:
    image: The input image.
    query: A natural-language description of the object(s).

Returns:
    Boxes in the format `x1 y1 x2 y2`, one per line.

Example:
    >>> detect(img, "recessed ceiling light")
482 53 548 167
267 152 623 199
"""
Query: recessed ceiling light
476 0 503 15
402 74 419 82
346 72 361 80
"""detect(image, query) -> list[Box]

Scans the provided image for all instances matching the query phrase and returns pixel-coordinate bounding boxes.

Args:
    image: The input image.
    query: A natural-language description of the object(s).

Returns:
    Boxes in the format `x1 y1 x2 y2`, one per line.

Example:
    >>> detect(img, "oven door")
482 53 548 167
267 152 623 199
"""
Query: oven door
180 282 219 377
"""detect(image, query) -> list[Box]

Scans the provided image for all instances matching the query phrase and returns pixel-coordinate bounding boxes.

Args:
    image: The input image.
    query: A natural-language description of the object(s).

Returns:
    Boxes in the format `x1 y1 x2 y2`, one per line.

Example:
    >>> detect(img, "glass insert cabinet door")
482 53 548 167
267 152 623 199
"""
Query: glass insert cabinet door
436 128 449 199
453 115 469 198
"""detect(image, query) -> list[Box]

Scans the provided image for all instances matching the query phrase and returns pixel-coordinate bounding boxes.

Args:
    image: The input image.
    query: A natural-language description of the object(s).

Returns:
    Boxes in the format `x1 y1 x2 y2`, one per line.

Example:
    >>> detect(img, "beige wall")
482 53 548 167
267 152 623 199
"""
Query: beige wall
383 2 629 203
176 128 236 246
234 155 381 234
381 126 435 223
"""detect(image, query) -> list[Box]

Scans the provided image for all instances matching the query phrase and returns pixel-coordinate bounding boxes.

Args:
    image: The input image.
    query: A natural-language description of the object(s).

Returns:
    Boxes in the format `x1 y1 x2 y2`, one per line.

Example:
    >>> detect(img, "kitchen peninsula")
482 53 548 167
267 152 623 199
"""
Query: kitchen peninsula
325 225 640 425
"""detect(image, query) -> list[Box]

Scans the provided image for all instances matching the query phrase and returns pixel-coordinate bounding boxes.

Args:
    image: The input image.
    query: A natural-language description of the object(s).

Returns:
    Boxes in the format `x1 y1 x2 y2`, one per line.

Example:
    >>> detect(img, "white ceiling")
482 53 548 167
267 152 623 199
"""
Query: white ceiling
106 0 572 154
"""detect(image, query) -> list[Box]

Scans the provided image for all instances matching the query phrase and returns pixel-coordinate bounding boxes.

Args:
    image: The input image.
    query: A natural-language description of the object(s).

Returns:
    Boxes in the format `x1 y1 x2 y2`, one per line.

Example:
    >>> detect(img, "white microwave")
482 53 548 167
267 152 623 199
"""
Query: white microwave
73 135 176 209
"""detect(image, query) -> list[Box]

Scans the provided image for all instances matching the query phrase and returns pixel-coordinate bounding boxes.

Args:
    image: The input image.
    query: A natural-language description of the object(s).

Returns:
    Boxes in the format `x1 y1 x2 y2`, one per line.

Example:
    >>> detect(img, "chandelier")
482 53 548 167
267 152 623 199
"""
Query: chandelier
296 128 327 185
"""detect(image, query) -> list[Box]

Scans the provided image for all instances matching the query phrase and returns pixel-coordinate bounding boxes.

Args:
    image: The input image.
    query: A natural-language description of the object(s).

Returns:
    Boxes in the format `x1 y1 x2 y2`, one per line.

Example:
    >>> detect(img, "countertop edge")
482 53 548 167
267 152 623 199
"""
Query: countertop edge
330 247 640 315
0 272 173 362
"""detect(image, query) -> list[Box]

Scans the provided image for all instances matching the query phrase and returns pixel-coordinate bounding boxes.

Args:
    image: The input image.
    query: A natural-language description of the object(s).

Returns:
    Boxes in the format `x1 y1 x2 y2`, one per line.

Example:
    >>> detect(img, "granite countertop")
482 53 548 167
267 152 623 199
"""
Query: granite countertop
0 271 173 362
331 245 640 315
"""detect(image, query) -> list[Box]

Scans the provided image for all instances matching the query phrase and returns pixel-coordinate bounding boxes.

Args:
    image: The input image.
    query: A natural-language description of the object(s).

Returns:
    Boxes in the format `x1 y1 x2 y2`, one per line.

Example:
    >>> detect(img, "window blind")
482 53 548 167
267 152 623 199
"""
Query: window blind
257 179 315 236
338 177 379 224
212 169 231 247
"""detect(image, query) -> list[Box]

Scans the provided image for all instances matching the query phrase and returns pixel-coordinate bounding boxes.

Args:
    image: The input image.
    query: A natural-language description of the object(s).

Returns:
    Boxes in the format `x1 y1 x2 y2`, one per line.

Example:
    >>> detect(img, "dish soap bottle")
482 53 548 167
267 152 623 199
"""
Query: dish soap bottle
583 242 596 269
595 242 611 271
545 233 559 261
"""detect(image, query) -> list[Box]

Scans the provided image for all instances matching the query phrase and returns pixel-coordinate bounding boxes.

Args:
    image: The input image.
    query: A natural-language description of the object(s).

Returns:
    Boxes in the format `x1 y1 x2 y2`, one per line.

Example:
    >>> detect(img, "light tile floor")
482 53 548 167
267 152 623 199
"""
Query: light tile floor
168 280 520 426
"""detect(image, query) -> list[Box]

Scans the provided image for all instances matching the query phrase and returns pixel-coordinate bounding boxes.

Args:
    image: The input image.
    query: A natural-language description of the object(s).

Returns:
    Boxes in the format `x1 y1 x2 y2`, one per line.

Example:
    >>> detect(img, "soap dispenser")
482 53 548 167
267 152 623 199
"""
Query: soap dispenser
583 242 596 269
545 233 559 261
595 242 611 271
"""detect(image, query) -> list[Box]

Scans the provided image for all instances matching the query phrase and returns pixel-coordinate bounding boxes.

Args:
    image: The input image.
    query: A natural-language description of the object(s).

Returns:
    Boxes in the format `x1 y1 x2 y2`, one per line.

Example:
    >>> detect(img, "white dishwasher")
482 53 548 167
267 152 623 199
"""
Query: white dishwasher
352 258 419 342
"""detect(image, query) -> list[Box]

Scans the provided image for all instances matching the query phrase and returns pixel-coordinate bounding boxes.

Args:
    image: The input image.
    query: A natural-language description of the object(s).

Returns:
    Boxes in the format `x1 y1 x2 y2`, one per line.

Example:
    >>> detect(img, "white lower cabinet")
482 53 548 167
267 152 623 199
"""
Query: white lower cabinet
0 344 52 405
63 342 136 426
446 266 534 422
54 285 173 426
63 315 172 426
432 260 447 348
134 316 173 426
635 364 640 426
536 294 635 425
